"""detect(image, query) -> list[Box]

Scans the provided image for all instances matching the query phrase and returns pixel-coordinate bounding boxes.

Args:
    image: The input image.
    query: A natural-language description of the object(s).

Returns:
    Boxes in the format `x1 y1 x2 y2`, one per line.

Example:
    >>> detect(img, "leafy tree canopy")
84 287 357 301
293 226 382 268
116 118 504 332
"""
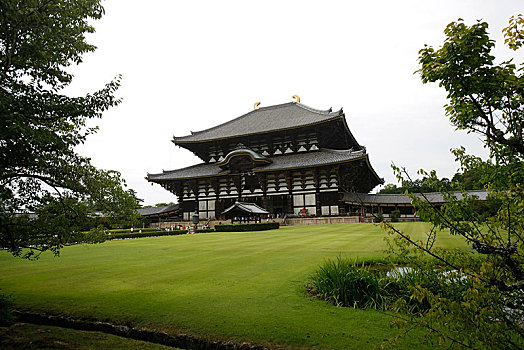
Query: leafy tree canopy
379 166 489 193
382 17 524 348
154 202 176 208
0 0 140 259
379 177 453 194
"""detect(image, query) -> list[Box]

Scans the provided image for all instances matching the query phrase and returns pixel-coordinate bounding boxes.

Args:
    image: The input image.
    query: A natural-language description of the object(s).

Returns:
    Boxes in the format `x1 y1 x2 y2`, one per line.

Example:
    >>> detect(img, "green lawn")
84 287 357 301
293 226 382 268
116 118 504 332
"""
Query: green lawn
0 223 467 349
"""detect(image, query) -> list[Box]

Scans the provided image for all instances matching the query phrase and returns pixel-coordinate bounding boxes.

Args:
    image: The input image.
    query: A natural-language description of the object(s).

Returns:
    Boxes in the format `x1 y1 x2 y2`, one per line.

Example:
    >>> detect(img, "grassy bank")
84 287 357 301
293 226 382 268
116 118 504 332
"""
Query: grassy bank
0 223 466 349
0 323 177 349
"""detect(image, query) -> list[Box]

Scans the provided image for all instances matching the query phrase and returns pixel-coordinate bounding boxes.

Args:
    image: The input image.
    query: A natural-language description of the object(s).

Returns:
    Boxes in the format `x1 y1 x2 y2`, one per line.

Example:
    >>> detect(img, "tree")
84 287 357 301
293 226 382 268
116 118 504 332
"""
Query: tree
154 202 176 208
0 0 140 259
379 177 452 194
382 17 524 348
451 167 486 190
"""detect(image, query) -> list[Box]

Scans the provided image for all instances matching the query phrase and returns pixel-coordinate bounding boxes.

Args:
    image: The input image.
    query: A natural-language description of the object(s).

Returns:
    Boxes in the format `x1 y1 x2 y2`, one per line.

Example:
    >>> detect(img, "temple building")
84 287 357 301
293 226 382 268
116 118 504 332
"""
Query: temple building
146 97 383 221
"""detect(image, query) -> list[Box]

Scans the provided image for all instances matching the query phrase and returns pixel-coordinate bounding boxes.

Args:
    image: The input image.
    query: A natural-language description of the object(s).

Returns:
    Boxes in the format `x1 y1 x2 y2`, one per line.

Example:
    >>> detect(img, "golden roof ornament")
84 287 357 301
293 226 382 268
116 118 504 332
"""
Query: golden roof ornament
254 102 261 110
292 95 300 103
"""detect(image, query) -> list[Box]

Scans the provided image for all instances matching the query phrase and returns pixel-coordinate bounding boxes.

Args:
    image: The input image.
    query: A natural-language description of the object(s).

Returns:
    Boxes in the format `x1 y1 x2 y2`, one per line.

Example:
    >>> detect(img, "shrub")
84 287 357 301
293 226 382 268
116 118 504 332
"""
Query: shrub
307 257 385 309
390 210 401 222
374 213 384 223
214 222 279 232
0 294 14 326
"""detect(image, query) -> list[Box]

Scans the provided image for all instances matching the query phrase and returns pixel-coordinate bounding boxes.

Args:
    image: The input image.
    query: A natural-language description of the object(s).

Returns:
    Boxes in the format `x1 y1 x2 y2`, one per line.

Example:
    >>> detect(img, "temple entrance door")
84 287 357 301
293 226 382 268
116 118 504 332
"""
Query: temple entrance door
270 195 288 217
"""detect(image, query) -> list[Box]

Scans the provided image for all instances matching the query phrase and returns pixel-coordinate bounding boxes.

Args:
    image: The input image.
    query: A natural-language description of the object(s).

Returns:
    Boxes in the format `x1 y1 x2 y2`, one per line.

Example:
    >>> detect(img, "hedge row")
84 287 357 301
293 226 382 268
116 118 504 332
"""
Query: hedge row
194 228 215 233
214 222 280 232
106 228 215 240
106 228 158 234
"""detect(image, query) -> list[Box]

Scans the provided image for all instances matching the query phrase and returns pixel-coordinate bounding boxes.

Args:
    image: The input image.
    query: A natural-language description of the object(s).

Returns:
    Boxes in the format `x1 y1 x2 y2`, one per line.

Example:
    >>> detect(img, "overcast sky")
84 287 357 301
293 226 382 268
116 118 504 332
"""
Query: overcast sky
68 0 523 206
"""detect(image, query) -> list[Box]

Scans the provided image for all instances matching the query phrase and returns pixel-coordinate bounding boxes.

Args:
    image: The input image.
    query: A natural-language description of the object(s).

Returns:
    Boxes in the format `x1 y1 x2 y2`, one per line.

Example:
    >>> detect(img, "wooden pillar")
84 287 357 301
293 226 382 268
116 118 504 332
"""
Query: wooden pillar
232 174 242 201
174 181 184 211
314 168 321 216
267 136 274 156
190 180 199 217
334 165 345 216
257 173 269 213
338 200 346 216
211 179 219 219
286 171 293 215
290 135 298 153
262 196 269 211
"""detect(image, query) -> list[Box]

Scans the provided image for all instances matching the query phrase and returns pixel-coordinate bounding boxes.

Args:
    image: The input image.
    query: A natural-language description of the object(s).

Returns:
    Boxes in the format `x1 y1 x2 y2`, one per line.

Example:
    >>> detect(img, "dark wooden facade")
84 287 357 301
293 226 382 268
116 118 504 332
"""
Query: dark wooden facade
147 100 383 221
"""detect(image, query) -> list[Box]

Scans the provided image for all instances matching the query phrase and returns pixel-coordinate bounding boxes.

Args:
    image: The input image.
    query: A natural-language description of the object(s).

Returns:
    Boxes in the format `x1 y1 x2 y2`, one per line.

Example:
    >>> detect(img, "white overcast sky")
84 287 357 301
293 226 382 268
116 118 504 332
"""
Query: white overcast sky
68 0 523 206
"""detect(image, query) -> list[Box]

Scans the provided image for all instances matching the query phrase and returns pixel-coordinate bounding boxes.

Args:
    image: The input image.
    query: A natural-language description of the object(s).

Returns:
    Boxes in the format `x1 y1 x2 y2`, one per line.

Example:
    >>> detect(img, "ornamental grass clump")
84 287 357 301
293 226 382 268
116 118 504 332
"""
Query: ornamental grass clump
307 256 475 313
307 257 385 309
383 265 475 314
382 266 437 313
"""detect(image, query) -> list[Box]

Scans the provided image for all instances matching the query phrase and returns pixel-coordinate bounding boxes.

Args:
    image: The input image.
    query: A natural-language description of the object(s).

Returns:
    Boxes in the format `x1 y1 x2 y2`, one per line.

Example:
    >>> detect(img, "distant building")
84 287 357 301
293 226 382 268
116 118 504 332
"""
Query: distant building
137 204 180 226
342 190 489 220
146 98 383 221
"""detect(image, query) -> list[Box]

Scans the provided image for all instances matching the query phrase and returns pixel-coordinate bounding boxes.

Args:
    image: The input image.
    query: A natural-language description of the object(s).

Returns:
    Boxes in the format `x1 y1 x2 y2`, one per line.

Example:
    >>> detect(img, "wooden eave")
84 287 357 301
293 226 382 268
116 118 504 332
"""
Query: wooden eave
147 155 375 182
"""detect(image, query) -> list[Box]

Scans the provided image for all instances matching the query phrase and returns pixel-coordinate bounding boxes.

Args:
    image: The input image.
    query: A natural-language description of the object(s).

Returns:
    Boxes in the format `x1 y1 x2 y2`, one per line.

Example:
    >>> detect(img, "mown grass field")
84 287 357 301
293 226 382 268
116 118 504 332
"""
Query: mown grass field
0 223 467 349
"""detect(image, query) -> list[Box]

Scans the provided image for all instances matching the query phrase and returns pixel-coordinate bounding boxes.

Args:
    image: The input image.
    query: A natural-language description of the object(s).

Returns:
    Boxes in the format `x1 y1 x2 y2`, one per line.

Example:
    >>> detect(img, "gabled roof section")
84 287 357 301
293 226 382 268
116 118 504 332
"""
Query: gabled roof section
137 204 179 217
173 102 343 144
221 202 269 215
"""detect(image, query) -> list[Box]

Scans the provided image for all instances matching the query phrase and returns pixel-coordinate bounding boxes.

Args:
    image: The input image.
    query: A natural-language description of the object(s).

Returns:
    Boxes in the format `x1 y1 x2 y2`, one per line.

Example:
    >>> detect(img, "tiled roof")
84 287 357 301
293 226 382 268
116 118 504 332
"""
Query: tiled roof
137 204 179 216
342 190 489 205
173 102 342 143
148 163 225 181
221 202 269 215
259 149 366 171
147 148 367 181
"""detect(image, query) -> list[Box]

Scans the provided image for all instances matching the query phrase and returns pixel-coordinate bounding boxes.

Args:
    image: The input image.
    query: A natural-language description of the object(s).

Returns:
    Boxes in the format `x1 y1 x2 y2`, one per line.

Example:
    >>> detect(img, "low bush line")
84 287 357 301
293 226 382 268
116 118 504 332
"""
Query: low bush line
14 311 266 350
106 228 158 234
215 222 279 232
105 229 214 240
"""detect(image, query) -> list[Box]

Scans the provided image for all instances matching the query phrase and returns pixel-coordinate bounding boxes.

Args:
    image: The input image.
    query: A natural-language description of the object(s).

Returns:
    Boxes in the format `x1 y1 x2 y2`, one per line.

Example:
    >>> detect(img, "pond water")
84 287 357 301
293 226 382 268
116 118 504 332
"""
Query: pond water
385 266 467 282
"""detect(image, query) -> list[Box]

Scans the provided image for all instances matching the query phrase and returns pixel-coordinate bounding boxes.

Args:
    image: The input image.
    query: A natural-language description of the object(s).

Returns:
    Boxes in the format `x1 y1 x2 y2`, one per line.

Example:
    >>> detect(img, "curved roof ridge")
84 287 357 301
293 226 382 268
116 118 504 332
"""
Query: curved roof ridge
173 101 343 143
257 101 296 111
319 148 366 155
147 162 216 177
295 102 339 115
217 147 272 168
173 102 295 141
